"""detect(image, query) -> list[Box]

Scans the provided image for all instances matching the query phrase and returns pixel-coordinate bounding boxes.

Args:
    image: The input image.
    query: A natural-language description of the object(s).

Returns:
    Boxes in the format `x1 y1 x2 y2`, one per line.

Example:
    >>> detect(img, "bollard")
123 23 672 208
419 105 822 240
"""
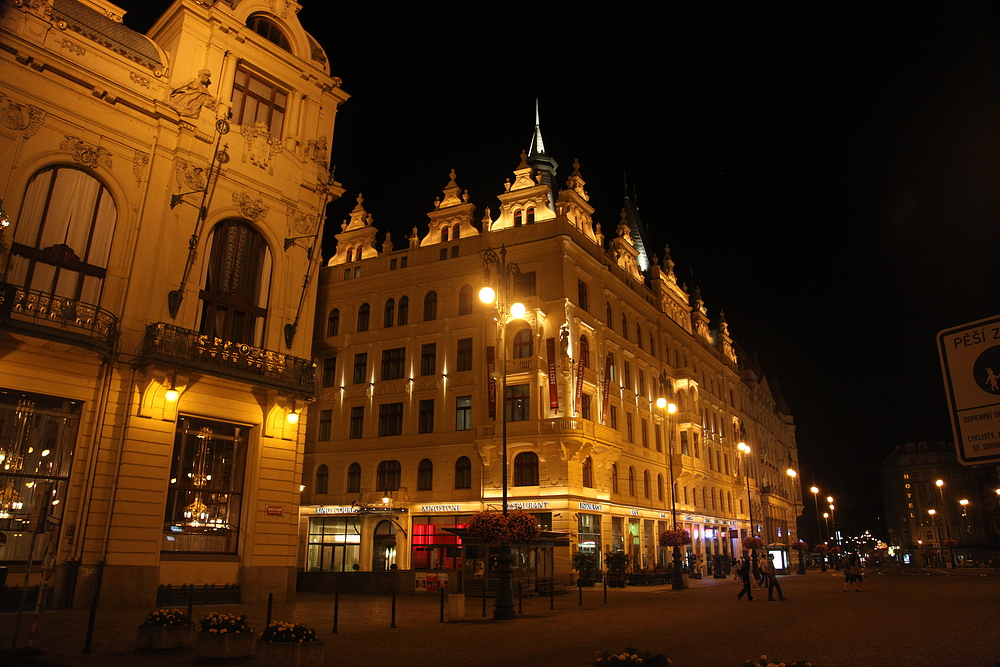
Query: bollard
266 592 273 626
439 587 445 623
518 582 523 615
550 583 555 610
603 577 608 603
82 594 98 654
332 592 339 634
578 580 583 606
390 589 397 628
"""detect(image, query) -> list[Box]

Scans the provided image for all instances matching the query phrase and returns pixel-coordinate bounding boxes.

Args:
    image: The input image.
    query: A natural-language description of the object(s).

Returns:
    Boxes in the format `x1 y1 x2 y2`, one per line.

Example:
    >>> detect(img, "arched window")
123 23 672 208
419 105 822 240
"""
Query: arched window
453 224 461 239
247 14 291 51
514 209 522 227
512 329 533 358
455 456 472 489
398 296 409 325
611 463 619 493
347 463 361 493
643 470 650 498
376 460 401 492
417 458 433 491
582 456 594 488
355 246 363 261
628 467 636 495
458 285 473 315
441 227 449 243
423 291 437 321
526 206 535 224
315 464 329 494
357 303 370 332
199 220 271 345
579 335 590 369
514 451 539 486
657 474 664 501
346 248 353 263
383 298 395 328
326 308 340 336
8 166 118 306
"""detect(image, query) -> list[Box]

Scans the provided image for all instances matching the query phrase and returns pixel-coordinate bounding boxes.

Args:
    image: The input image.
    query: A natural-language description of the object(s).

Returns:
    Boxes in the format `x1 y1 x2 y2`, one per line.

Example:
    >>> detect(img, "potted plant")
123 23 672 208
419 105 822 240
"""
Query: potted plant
743 655 816 666
593 646 671 666
792 540 809 574
658 529 692 589
814 543 828 571
136 608 193 651
604 550 630 588
943 538 958 568
194 612 254 659
256 621 324 667
572 550 599 587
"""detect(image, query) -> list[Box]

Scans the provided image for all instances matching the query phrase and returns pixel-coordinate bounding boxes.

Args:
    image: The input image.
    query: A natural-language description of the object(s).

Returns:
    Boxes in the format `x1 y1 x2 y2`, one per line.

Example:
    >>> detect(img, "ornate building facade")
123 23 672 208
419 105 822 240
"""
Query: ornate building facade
0 0 346 607
302 132 800 587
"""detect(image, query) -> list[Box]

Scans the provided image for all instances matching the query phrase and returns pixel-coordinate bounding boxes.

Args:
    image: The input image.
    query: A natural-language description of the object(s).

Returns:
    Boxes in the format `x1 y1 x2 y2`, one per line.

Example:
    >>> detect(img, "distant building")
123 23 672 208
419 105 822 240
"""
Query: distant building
301 130 800 590
882 441 998 566
0 0 346 607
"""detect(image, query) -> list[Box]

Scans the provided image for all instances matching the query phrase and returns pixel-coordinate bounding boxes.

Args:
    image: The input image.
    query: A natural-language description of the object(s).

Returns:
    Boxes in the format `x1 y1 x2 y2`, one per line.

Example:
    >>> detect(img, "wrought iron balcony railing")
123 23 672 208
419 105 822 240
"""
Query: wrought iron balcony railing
0 282 119 356
139 322 316 396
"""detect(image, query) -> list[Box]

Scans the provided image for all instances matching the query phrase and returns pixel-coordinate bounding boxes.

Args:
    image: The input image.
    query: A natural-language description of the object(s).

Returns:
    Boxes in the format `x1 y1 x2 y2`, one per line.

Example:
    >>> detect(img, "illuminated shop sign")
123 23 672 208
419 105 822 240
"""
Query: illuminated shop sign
578 502 602 511
419 504 464 513
315 506 360 514
509 501 549 510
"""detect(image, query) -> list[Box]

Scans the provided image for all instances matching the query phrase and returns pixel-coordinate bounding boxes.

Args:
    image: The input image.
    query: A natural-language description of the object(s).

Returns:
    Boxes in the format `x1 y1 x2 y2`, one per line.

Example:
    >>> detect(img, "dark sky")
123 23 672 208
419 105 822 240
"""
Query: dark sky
122 2 1000 534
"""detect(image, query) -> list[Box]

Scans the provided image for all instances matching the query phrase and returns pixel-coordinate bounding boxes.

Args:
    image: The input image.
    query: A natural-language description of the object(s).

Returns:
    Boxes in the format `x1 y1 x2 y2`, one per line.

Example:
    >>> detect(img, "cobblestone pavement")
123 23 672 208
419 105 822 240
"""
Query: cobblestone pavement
1 567 997 666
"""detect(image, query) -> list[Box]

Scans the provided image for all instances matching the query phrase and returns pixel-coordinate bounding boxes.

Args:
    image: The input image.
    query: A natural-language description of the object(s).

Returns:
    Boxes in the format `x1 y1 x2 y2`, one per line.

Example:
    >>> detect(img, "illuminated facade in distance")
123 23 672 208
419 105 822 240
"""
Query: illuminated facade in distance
303 134 800 587
0 0 346 607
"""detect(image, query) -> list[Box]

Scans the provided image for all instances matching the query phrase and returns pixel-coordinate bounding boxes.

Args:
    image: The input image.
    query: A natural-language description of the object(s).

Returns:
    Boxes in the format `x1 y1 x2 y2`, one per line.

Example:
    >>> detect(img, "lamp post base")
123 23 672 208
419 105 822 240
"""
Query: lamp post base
493 544 516 620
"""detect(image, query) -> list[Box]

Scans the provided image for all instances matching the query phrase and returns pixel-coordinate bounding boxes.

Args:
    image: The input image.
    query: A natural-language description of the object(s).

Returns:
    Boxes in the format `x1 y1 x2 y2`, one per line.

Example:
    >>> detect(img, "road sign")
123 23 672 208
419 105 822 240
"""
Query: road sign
938 314 1000 465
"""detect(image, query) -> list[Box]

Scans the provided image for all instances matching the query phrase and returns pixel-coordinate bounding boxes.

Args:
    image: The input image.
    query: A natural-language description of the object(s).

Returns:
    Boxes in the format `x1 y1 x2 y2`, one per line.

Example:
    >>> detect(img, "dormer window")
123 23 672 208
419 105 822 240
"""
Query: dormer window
247 15 291 51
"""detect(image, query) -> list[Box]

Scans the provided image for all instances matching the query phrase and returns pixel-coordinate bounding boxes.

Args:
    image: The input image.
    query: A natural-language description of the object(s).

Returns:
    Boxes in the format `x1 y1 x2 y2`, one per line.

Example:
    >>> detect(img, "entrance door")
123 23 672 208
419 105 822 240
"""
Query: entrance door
372 520 398 571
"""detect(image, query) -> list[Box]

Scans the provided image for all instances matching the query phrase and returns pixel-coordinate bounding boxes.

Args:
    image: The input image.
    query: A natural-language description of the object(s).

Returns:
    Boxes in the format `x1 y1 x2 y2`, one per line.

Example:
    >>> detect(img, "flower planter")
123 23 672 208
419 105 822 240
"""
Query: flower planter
256 640 325 667
194 631 255 660
136 623 194 651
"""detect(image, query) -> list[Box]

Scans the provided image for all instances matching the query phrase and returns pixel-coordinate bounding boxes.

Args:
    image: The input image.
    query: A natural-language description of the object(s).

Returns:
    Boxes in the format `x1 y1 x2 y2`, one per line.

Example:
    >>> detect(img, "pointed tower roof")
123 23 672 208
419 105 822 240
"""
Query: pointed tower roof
621 196 652 272
526 100 558 209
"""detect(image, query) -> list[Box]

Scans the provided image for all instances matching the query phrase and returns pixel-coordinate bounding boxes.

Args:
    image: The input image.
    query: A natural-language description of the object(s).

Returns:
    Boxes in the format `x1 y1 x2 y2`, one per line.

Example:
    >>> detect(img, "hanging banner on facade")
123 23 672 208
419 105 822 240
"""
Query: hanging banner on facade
546 337 559 411
575 356 585 417
602 353 612 424
487 345 496 419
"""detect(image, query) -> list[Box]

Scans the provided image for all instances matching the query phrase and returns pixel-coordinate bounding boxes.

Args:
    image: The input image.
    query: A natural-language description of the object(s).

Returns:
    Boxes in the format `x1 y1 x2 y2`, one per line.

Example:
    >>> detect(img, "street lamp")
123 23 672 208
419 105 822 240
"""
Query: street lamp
786 468 805 574
927 509 940 566
737 442 754 538
656 397 684 589
935 479 953 567
959 499 970 535
479 245 525 621
810 486 821 547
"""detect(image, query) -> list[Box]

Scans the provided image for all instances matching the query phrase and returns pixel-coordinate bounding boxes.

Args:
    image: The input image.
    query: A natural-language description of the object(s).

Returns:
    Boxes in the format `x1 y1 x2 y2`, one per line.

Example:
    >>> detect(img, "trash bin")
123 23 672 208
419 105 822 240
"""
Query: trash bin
444 594 465 622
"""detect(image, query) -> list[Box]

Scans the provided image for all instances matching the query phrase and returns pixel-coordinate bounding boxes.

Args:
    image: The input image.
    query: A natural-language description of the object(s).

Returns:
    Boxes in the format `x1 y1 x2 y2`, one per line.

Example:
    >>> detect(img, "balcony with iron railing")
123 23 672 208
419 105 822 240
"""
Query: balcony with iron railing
0 282 119 357
138 322 316 396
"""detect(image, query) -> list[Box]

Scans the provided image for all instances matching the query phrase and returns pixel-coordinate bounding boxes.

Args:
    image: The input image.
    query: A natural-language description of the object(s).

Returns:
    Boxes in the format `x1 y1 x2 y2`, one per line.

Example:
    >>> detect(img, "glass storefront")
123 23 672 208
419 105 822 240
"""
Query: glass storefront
411 514 470 569
306 515 361 572
577 513 602 566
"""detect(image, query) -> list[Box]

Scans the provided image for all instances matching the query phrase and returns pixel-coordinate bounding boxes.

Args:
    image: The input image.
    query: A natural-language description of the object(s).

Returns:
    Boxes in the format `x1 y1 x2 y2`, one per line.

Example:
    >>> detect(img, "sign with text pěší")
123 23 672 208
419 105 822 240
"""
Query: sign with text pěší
938 314 1000 465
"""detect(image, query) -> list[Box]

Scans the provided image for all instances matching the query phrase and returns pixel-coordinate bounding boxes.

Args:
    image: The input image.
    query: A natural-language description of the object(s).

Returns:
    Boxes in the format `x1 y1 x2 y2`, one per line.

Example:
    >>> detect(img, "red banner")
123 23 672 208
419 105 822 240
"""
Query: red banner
602 353 612 424
546 337 559 411
487 345 496 419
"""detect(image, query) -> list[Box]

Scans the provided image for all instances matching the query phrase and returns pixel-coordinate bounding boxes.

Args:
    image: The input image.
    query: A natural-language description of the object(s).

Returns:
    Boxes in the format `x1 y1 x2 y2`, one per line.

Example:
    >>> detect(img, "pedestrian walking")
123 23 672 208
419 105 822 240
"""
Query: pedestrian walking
843 552 863 592
762 553 786 601
736 556 754 601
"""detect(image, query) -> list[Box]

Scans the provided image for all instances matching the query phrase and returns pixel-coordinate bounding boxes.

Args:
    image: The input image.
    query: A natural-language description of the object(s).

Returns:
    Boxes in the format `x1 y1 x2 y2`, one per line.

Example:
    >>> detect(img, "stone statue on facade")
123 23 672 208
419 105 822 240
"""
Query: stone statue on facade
168 69 218 117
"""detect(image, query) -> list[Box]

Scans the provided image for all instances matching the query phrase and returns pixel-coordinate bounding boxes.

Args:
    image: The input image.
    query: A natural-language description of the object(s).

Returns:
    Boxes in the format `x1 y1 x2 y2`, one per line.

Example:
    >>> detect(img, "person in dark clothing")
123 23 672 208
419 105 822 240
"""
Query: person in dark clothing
763 553 786 601
736 557 754 601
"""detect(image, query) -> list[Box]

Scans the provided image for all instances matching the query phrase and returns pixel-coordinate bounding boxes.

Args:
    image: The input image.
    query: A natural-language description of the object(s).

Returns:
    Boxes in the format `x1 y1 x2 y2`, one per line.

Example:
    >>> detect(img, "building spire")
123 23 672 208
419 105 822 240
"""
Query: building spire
525 99 558 209
528 99 546 157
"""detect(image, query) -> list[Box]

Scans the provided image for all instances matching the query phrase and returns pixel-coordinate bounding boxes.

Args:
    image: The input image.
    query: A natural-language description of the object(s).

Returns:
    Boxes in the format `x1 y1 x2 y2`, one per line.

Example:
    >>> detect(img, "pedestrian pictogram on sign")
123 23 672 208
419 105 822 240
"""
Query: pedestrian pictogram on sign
938 314 1000 465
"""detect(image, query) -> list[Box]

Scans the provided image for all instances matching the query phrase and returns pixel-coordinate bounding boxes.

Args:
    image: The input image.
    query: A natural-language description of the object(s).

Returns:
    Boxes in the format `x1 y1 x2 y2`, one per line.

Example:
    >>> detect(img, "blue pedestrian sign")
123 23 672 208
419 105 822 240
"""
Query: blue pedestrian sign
938 314 1000 465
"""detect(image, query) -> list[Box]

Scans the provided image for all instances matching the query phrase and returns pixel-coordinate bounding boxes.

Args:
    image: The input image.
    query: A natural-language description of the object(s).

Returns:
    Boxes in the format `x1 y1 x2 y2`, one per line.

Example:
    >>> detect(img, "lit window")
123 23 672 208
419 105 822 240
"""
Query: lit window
246 14 291 51
232 65 287 137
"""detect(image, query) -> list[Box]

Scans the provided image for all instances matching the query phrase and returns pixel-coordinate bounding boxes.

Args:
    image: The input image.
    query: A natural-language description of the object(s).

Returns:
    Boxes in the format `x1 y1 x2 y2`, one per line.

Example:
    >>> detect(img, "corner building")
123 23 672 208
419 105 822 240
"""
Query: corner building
303 133 800 589
0 0 346 607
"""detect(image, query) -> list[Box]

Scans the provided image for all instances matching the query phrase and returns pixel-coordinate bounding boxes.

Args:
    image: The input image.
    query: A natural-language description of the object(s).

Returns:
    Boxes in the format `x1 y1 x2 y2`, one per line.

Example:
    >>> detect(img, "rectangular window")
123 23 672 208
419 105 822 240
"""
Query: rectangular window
624 362 632 393
164 416 247 554
456 395 472 431
421 343 437 376
578 279 589 311
626 413 634 442
390 258 397 270
322 356 337 388
349 406 364 439
352 353 367 384
517 271 537 298
378 403 403 436
401 257 408 268
610 406 618 430
381 347 406 380
231 65 287 137
680 431 689 455
451 246 459 258
440 248 448 261
456 338 473 372
505 384 531 422
581 394 592 421
419 399 435 433
638 370 645 397
655 424 662 452
641 418 649 448
319 409 333 441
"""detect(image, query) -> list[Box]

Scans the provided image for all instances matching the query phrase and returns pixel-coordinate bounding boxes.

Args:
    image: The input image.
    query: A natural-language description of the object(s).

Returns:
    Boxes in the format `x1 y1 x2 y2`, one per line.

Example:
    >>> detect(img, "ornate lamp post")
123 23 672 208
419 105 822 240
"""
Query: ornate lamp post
479 245 525 621
959 499 970 535
656 398 684 589
927 508 940 567
786 468 805 574
737 442 754 538
935 479 954 567
826 496 837 546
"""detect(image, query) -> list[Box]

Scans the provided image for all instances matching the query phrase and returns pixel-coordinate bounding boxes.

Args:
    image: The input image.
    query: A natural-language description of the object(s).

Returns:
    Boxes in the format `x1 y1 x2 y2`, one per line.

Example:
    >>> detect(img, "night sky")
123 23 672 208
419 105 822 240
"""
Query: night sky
121 2 1000 535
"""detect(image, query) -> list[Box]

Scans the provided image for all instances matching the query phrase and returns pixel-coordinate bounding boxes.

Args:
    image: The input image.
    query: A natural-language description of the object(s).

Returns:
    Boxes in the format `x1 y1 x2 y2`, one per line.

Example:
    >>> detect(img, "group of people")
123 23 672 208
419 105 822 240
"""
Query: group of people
733 553 785 601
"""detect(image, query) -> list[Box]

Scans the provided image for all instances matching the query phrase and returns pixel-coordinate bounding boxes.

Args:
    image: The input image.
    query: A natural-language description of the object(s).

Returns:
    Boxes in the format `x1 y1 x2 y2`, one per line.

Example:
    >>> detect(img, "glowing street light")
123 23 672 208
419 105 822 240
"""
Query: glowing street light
737 442 754 538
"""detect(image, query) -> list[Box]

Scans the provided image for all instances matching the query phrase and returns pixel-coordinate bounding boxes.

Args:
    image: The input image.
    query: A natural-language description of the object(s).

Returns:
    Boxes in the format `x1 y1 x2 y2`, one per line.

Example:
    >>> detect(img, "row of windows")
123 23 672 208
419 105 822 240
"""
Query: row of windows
319 338 475 389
